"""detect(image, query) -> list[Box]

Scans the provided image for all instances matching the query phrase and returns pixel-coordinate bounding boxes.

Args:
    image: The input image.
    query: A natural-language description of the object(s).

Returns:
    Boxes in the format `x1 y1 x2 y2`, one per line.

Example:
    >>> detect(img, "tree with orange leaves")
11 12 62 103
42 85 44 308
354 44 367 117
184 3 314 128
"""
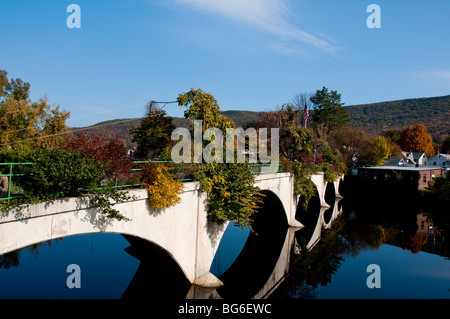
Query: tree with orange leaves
399 124 435 157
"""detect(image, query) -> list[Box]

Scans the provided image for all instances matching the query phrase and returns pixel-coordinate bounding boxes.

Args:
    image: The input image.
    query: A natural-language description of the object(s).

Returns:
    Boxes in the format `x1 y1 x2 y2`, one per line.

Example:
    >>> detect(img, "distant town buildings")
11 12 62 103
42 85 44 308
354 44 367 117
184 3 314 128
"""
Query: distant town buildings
356 151 446 190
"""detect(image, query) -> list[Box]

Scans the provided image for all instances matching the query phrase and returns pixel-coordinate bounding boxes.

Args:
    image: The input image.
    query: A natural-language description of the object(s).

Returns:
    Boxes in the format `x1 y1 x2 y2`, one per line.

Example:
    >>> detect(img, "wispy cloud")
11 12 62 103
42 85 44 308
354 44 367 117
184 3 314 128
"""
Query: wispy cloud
170 0 342 57
414 70 450 84
80 106 115 115
423 71 450 80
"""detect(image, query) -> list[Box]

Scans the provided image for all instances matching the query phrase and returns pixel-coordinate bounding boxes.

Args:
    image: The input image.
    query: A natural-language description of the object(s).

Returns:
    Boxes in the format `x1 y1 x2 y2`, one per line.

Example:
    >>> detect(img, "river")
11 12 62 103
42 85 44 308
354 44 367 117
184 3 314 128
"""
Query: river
1 185 449 299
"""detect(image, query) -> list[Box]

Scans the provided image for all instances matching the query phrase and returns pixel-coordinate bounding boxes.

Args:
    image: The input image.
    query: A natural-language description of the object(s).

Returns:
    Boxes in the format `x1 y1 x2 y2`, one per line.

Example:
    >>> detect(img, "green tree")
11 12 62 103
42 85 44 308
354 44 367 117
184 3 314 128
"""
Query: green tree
177 88 262 229
310 87 349 132
441 136 450 154
383 129 402 145
177 88 234 131
368 136 390 166
130 101 175 160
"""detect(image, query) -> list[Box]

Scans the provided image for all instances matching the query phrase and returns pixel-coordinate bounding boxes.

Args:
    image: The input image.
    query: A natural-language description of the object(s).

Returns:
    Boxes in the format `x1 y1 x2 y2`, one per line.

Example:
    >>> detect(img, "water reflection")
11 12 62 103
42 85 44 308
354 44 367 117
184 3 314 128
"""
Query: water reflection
1 180 449 299
120 235 191 299
272 178 450 299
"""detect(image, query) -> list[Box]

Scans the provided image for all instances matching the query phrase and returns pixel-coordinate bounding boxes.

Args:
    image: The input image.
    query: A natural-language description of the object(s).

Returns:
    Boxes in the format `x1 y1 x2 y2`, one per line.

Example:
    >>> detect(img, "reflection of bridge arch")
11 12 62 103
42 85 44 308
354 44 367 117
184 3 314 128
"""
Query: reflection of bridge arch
188 196 345 299
323 199 343 229
212 190 289 299
120 235 192 299
295 190 343 253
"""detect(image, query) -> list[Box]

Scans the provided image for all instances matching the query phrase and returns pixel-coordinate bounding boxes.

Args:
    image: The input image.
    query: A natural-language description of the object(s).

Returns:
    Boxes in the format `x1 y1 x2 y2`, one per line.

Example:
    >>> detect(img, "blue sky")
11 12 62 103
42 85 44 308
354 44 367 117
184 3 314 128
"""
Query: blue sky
1 0 449 127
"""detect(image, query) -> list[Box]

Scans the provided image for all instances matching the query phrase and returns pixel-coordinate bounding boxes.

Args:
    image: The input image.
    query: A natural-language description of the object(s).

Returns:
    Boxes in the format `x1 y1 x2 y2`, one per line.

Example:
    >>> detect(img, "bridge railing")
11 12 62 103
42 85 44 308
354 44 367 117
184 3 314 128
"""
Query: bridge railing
0 162 34 205
0 161 281 206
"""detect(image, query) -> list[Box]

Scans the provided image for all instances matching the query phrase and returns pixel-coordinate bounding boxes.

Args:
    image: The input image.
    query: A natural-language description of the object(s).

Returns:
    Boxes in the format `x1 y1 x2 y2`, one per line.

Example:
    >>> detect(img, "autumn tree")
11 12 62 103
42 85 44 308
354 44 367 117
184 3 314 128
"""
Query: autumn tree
0 70 69 152
331 128 396 168
330 126 367 168
63 132 132 182
399 124 435 157
259 104 312 162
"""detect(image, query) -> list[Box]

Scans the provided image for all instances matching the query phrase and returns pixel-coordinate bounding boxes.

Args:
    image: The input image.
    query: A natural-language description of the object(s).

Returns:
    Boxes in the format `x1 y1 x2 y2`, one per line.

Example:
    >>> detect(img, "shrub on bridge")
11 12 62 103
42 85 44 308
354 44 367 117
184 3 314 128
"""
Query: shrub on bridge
143 163 184 210
19 149 104 195
195 162 264 229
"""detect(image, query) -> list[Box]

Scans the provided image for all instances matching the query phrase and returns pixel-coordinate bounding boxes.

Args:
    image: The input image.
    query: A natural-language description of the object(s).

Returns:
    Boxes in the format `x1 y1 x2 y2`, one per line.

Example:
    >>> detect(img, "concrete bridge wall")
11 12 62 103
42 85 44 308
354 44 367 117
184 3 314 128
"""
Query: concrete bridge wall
0 172 341 287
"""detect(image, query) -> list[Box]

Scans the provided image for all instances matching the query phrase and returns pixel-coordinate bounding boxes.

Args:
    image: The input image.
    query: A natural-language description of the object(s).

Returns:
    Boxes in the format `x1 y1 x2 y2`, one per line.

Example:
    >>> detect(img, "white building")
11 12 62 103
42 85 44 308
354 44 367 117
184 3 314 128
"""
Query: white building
429 153 450 169
401 151 429 166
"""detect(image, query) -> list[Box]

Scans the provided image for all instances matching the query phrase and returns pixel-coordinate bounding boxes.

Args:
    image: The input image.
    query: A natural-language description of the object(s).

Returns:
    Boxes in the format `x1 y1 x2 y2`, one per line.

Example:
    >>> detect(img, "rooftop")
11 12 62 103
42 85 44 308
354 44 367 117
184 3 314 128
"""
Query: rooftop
360 165 443 172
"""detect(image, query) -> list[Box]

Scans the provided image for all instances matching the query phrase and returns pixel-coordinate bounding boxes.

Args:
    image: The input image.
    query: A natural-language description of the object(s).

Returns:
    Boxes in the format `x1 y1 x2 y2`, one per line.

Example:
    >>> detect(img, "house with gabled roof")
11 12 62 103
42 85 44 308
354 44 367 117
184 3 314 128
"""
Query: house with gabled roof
401 151 429 166
383 157 407 167
429 152 450 170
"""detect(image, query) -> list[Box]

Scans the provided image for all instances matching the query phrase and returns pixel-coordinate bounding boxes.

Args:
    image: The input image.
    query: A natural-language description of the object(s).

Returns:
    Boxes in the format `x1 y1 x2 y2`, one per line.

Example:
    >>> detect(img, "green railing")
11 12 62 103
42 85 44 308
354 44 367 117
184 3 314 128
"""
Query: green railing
0 162 34 205
0 161 280 206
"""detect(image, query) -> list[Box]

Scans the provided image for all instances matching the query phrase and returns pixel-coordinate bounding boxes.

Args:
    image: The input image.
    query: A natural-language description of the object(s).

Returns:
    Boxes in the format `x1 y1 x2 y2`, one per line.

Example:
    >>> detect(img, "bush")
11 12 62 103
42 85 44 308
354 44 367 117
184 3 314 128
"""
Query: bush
293 161 317 210
19 149 104 195
196 162 263 229
143 163 184 210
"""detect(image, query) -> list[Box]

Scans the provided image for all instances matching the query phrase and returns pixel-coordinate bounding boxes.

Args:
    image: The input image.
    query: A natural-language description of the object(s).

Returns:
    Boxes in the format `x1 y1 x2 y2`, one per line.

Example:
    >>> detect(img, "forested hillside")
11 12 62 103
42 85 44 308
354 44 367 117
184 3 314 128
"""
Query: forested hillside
347 95 450 137
73 95 450 147
72 111 261 147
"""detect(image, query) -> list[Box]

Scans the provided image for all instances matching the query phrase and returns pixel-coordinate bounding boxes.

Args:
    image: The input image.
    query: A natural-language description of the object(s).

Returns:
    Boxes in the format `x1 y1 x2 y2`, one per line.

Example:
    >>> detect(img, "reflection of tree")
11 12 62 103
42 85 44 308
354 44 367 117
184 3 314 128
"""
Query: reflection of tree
0 239 62 270
395 232 428 254
0 250 19 269
272 218 346 299
339 222 386 255
273 203 427 299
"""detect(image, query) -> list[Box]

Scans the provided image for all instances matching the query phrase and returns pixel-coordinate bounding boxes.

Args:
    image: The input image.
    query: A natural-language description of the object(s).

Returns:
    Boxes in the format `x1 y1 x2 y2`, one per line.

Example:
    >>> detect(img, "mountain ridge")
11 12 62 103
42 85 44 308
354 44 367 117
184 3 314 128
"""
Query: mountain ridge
72 94 450 146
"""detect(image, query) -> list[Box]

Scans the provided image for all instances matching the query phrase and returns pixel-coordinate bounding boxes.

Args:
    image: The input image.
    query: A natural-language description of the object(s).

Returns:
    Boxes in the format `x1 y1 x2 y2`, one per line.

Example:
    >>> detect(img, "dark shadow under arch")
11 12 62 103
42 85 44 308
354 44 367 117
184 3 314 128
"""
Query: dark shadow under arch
323 206 333 225
295 190 321 248
216 190 288 299
120 235 191 300
325 182 336 206
338 177 345 197
296 189 320 226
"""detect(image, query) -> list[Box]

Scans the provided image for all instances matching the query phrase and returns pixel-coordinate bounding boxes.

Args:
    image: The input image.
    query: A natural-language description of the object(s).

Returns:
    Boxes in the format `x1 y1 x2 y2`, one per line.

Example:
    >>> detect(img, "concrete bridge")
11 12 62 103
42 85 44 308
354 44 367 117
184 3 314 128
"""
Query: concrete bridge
0 172 343 290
